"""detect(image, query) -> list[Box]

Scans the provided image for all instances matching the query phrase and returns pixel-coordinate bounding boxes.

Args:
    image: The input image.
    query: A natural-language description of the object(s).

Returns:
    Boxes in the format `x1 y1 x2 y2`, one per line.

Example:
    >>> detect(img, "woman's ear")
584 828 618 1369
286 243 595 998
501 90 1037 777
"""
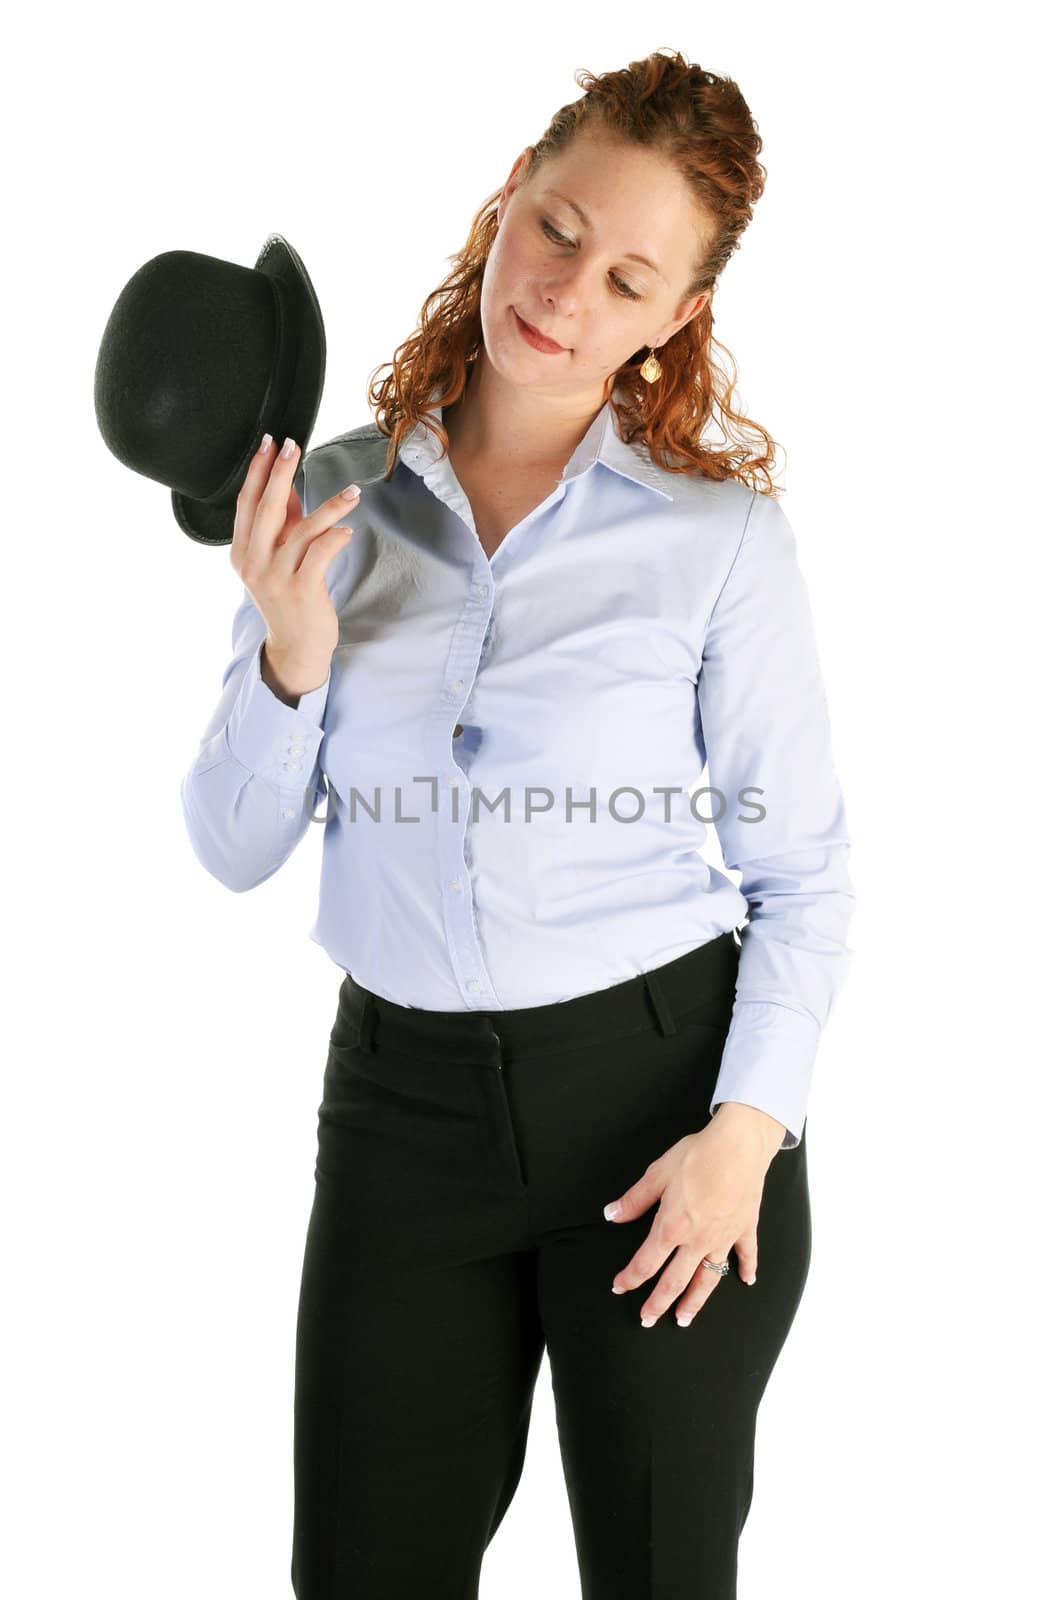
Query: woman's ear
498 146 535 219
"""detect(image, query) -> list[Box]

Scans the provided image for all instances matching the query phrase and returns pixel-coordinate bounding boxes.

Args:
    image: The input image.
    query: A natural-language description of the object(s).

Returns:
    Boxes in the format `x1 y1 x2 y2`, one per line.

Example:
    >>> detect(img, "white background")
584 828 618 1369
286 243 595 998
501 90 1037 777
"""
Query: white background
4 3 1059 1595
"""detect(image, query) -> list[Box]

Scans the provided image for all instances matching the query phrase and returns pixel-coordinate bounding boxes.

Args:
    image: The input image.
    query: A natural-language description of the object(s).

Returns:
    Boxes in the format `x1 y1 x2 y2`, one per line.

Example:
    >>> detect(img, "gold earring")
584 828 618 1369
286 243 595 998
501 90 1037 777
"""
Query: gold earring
640 346 662 383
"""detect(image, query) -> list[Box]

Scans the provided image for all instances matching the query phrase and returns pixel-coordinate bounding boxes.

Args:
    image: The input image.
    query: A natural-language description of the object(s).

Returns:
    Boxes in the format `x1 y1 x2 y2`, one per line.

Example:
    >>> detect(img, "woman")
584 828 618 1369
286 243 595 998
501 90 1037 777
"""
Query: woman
182 48 856 1600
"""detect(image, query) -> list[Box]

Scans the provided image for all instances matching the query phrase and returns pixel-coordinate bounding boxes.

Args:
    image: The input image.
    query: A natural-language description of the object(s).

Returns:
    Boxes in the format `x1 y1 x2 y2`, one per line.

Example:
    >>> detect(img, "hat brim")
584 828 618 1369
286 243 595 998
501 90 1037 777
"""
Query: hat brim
172 232 327 546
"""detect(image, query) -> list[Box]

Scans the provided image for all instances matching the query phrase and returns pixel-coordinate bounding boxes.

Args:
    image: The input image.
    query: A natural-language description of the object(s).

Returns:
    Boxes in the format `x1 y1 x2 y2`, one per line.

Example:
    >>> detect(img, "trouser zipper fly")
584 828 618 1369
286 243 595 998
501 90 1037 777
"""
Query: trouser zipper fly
489 1028 527 1189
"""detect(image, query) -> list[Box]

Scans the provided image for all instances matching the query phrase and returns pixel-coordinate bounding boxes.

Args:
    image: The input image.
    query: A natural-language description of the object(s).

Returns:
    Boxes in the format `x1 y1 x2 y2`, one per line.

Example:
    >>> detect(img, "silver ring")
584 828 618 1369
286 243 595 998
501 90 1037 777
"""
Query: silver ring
700 1256 730 1277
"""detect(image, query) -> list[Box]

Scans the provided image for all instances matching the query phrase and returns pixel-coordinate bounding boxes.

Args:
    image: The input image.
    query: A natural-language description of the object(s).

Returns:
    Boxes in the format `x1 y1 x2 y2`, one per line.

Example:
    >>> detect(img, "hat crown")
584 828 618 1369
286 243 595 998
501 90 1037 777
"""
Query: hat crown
94 249 288 503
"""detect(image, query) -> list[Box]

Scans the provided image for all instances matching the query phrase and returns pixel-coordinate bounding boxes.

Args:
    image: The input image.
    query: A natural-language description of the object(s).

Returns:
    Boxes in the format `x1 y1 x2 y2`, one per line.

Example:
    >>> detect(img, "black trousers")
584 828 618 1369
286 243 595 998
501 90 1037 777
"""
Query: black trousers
292 929 812 1599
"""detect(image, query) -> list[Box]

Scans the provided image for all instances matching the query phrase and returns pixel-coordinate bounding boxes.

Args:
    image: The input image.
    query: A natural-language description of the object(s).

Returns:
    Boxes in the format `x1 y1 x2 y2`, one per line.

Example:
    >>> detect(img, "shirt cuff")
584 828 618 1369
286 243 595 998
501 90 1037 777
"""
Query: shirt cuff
708 999 821 1150
224 642 331 792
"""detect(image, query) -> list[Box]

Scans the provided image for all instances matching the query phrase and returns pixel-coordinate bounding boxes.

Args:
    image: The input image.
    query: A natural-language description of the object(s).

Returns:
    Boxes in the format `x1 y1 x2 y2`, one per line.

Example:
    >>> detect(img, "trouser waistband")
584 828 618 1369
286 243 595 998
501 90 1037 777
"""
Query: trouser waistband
341 928 742 1065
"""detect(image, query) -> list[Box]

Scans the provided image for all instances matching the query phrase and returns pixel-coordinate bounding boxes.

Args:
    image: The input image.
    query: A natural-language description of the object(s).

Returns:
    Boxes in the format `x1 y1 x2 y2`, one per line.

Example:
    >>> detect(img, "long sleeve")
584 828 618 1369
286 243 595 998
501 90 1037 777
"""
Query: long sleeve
179 456 332 893
697 488 856 1149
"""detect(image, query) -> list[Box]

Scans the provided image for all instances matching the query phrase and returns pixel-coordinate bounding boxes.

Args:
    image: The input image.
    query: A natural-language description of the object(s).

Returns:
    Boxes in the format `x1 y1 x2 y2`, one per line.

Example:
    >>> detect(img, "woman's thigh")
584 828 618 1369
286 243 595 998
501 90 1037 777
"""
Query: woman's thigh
291 1022 546 1599
520 1020 813 1600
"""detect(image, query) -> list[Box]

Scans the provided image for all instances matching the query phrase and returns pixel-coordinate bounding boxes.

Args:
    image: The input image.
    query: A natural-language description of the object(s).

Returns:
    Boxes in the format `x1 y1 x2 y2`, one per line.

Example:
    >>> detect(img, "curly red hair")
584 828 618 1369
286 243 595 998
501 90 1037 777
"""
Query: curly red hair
368 48 781 495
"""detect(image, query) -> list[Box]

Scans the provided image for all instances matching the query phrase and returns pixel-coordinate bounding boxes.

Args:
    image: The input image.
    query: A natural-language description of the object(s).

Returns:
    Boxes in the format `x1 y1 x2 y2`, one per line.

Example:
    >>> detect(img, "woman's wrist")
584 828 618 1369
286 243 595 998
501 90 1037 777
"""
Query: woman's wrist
705 1101 787 1155
260 640 330 707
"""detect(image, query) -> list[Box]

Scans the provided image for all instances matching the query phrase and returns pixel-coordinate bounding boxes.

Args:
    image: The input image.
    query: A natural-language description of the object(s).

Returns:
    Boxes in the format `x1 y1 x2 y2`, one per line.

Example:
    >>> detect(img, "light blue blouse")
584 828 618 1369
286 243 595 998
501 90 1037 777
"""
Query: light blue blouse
181 392 856 1148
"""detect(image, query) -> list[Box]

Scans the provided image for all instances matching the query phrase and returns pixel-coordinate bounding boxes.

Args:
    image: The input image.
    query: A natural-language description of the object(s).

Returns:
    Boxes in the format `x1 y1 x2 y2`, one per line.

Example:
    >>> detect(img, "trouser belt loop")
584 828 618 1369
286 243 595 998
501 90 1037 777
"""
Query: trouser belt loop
358 993 377 1054
644 970 677 1036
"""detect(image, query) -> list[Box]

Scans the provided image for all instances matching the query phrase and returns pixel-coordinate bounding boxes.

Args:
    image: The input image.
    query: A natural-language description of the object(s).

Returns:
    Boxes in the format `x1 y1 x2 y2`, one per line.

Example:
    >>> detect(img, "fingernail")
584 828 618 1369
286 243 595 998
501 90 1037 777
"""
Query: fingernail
748 1275 756 1285
611 1285 625 1295
676 1313 692 1327
641 1315 658 1328
258 433 272 454
341 483 361 500
604 1202 620 1220
281 436 296 459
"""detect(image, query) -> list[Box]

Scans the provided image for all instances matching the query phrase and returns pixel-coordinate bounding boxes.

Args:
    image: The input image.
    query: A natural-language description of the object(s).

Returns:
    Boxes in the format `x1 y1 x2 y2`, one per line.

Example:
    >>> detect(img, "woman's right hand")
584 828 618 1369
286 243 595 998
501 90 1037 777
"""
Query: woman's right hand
231 433 360 680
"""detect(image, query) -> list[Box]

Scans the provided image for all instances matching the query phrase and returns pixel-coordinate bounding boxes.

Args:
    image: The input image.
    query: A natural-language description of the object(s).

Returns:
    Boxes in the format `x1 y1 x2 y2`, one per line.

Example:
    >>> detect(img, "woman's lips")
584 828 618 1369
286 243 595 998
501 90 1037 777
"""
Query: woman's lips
514 308 566 354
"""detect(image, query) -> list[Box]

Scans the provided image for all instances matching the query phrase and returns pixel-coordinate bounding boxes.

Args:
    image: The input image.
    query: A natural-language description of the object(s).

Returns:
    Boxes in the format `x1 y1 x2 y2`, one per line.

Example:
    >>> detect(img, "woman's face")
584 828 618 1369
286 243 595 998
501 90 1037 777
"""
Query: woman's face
481 127 710 400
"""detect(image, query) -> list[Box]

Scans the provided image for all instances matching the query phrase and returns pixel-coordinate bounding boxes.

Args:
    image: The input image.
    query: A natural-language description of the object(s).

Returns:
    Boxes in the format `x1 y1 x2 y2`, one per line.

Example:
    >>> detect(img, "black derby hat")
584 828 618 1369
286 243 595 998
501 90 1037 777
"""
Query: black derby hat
94 232 326 546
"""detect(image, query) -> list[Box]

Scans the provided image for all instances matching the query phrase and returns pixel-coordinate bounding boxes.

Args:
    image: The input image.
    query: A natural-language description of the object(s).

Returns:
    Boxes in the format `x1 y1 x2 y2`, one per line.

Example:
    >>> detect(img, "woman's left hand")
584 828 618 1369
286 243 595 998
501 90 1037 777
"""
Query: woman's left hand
604 1104 787 1327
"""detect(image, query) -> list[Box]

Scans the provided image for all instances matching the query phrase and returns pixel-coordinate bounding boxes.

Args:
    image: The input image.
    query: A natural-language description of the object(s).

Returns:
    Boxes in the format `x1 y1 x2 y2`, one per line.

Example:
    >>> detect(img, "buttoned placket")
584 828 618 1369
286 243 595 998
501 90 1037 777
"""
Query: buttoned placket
398 408 601 1012
406 442 554 1011
436 555 498 1010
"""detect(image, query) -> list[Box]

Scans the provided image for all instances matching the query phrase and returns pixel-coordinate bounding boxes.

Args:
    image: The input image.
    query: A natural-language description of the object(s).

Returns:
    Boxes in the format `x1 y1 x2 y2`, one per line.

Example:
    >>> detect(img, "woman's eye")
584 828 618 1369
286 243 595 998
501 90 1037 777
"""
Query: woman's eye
539 219 642 300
